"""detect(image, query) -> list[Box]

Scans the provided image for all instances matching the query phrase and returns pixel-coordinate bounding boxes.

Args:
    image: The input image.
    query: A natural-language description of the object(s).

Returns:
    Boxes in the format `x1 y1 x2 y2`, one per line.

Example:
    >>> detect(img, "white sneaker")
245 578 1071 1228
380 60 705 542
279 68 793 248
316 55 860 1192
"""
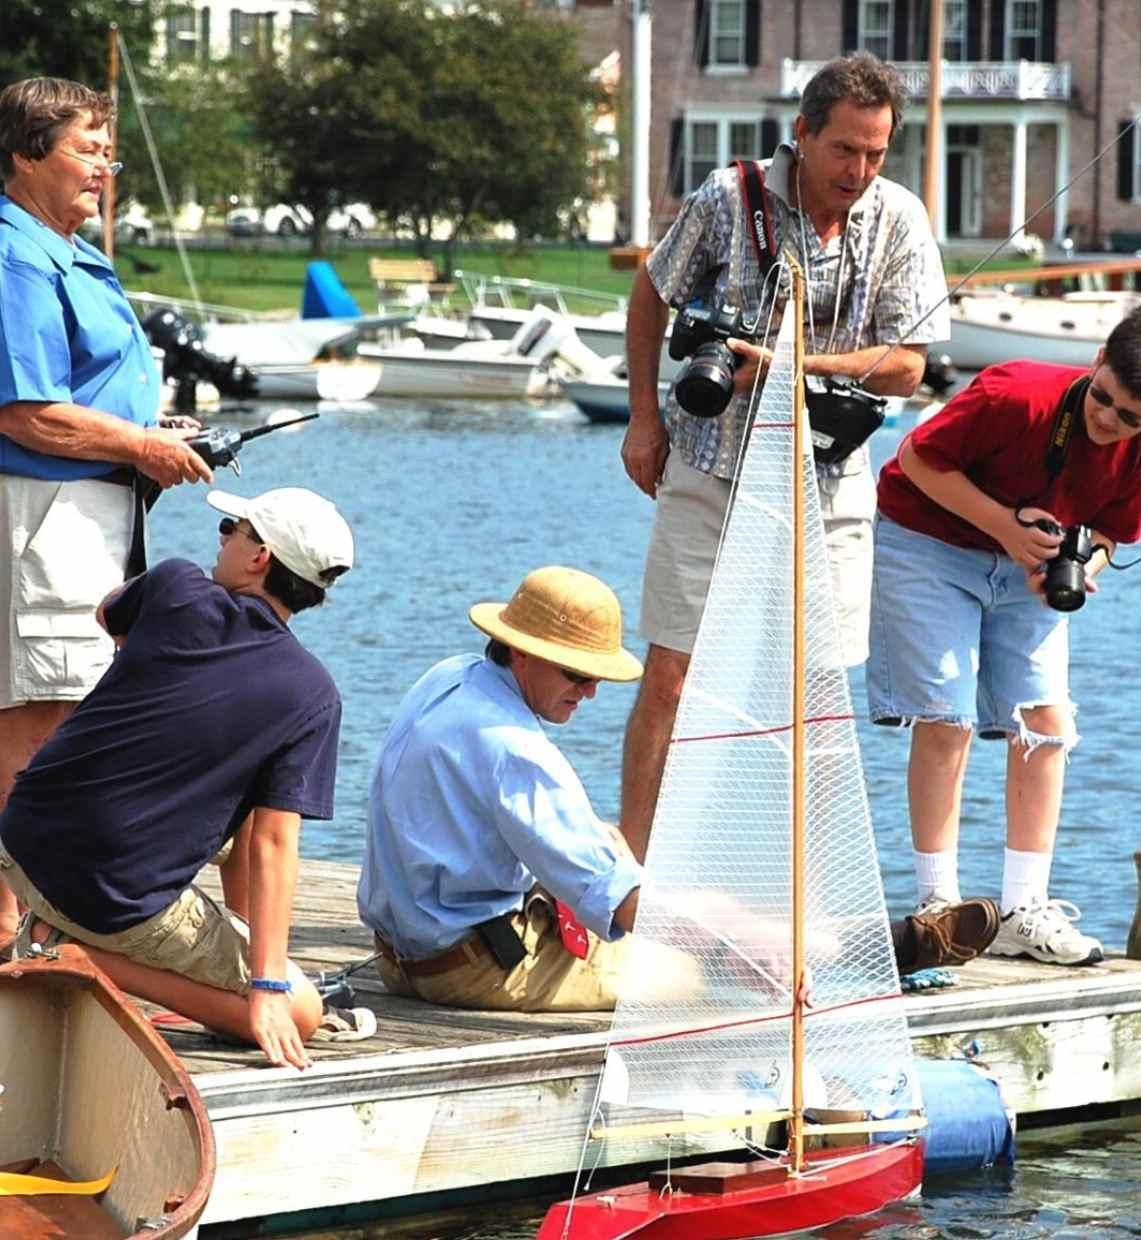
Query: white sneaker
989 899 1104 966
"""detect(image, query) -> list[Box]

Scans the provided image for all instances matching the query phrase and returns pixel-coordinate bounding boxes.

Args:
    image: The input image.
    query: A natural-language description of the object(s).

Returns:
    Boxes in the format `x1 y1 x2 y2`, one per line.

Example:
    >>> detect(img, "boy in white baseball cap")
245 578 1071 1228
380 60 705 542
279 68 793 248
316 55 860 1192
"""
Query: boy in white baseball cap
0 487 355 1069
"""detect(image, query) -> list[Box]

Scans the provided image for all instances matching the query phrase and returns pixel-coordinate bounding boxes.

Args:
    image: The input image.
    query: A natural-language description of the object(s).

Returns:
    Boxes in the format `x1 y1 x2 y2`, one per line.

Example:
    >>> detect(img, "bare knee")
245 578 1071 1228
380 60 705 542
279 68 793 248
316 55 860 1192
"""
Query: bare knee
293 979 324 1042
1011 701 1076 758
912 719 972 761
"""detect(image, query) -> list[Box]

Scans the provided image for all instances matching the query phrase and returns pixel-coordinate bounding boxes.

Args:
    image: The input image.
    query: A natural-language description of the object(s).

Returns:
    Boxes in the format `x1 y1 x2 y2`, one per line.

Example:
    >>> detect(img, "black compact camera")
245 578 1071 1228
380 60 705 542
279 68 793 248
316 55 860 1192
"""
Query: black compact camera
804 376 888 467
1033 519 1099 612
668 299 749 419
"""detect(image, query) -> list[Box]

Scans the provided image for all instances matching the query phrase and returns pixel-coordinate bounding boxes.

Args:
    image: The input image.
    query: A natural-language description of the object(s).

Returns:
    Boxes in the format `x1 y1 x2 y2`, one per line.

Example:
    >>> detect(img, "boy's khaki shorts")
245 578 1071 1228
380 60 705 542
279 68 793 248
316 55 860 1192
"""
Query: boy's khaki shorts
0 842 306 996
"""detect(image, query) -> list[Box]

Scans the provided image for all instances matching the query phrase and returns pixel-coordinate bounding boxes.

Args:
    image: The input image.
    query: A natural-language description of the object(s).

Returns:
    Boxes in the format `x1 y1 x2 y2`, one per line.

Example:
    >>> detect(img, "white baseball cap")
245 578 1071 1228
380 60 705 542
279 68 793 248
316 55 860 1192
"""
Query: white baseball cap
207 488 354 588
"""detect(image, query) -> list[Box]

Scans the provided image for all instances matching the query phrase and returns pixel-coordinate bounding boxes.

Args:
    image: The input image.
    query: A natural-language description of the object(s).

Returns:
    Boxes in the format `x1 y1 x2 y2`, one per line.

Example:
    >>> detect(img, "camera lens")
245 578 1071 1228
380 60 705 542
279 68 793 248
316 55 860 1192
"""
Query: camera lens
674 342 736 419
1045 560 1086 611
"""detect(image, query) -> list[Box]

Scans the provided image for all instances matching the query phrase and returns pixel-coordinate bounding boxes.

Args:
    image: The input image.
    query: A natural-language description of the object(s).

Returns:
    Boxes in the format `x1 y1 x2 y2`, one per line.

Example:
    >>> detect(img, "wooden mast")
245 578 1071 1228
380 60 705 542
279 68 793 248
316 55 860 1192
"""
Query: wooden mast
102 23 119 261
789 261 807 1175
923 0 943 231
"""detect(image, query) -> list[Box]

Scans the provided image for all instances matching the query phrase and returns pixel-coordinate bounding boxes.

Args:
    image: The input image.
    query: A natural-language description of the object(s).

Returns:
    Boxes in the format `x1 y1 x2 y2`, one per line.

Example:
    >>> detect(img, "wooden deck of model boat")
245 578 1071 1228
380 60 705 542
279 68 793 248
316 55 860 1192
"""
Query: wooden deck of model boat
0 948 215 1240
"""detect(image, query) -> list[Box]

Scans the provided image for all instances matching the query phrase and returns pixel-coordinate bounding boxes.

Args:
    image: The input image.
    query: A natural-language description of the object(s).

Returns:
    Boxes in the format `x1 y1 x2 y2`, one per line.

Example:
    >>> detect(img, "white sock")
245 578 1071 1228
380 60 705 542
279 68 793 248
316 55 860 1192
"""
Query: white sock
1001 848 1052 915
913 849 961 906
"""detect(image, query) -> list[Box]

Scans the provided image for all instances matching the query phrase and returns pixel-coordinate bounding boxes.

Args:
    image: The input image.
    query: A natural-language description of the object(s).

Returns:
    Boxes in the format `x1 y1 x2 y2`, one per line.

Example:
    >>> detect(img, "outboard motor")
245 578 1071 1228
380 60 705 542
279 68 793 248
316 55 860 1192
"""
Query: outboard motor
142 309 259 411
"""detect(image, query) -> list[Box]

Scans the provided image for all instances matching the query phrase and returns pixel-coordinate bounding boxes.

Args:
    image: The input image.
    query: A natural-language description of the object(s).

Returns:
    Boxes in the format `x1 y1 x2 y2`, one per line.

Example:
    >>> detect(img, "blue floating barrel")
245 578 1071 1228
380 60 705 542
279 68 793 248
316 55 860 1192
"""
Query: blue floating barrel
879 1059 1015 1173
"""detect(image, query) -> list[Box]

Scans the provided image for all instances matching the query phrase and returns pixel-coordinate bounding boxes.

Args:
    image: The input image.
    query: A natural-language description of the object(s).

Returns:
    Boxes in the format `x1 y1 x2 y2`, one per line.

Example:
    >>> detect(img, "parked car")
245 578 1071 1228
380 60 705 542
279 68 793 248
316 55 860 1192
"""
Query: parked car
81 200 155 246
224 202 376 238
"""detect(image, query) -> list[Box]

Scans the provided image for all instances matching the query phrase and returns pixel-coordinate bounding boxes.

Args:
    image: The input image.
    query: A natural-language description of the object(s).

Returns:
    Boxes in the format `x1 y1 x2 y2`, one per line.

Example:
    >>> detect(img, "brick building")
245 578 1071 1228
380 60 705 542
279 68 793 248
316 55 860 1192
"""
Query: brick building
553 0 1141 250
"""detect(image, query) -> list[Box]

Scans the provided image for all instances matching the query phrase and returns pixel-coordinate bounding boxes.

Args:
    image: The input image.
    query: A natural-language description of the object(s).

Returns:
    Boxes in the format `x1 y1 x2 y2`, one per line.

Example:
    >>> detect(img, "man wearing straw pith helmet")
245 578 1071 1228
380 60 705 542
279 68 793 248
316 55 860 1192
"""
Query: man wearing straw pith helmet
356 567 998 1011
356 565 699 1011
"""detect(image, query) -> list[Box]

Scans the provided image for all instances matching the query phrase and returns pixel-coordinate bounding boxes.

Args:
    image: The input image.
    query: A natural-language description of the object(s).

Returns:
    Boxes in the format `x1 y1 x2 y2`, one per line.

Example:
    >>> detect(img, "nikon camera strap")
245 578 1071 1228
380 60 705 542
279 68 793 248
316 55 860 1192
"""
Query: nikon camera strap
735 160 779 284
1044 375 1090 482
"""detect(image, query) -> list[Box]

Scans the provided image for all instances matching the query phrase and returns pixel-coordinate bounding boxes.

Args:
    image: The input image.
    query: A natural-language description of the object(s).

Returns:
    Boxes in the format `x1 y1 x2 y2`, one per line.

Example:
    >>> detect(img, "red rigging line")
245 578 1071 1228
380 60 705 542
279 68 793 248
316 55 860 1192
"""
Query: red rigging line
673 713 855 744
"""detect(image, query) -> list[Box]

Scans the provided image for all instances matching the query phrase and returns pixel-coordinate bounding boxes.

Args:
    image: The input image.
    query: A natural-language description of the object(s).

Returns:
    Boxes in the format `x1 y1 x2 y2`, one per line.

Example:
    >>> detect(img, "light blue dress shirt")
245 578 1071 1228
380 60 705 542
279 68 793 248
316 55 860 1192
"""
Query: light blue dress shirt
357 654 643 959
0 195 159 481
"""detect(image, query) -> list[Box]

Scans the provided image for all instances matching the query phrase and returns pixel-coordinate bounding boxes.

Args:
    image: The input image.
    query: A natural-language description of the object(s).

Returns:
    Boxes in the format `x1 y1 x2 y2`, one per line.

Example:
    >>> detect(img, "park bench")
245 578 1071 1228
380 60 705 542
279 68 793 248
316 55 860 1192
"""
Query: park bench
368 257 456 304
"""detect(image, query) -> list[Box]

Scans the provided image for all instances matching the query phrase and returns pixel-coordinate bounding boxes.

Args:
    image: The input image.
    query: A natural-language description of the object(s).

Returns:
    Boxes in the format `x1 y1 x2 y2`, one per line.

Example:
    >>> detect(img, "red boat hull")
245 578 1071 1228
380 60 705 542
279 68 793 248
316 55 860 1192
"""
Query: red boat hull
535 1142 924 1240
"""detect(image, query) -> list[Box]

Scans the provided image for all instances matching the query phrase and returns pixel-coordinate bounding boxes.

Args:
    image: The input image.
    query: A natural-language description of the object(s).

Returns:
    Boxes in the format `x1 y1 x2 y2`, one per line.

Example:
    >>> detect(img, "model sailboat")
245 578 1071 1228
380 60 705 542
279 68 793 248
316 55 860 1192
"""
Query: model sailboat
536 268 925 1240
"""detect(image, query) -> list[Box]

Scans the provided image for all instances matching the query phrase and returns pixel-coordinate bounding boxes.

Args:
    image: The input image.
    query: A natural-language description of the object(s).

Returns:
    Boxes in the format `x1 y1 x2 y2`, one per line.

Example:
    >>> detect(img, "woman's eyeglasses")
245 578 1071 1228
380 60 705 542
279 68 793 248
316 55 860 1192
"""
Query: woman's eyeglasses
61 148 123 177
1089 370 1141 431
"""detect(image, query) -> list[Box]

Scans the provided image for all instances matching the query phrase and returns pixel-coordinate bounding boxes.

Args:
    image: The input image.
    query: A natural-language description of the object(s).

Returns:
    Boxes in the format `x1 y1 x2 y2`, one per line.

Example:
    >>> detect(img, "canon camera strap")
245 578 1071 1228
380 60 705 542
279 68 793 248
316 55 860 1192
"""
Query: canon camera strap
735 160 779 284
1044 376 1089 482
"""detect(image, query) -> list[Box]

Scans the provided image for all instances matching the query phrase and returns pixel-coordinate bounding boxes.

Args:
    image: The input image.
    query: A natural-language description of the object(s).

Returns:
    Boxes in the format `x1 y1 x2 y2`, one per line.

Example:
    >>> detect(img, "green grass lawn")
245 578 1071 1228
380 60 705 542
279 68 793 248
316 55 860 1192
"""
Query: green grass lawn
121 241 640 315
118 238 1031 317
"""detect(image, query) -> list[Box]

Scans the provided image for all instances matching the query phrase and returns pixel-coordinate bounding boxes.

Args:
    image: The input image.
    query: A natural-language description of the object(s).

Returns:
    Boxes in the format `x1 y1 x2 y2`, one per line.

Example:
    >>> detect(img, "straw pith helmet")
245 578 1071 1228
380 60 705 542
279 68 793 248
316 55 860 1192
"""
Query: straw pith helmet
469 566 643 683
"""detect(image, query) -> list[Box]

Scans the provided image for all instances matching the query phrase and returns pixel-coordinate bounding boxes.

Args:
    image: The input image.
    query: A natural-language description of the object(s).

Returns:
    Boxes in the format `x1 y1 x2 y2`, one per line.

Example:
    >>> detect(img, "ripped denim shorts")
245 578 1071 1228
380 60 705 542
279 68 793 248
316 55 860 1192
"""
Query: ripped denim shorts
867 515 1072 739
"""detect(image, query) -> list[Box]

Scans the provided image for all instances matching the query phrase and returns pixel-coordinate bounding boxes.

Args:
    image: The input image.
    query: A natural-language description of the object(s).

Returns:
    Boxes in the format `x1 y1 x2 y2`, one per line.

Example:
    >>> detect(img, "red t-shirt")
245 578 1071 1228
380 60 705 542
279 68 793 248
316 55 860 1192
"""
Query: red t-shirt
877 360 1141 552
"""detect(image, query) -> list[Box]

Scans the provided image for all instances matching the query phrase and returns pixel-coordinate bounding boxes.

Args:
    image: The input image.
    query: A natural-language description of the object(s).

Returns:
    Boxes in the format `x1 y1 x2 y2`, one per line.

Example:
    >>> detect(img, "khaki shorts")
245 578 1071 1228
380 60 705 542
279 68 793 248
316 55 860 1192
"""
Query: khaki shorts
640 453 873 667
0 843 305 996
0 475 133 708
375 894 703 1012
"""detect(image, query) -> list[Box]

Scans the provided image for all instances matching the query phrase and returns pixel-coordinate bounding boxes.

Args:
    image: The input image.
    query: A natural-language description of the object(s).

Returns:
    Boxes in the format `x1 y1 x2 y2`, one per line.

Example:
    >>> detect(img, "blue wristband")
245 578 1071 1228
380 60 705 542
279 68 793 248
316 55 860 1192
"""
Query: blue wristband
249 976 292 993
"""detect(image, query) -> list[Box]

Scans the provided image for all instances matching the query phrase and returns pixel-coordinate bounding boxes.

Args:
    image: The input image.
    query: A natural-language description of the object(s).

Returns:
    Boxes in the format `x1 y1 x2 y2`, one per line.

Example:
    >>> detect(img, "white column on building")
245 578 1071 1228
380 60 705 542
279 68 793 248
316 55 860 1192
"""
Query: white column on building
630 0 652 248
1053 118 1070 244
1010 117 1027 243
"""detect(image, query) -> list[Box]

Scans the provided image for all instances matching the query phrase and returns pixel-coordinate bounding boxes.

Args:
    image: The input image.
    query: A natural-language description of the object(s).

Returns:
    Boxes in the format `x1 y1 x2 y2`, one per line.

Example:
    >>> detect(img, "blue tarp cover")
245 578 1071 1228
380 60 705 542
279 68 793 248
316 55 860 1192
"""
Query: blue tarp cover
302 261 361 319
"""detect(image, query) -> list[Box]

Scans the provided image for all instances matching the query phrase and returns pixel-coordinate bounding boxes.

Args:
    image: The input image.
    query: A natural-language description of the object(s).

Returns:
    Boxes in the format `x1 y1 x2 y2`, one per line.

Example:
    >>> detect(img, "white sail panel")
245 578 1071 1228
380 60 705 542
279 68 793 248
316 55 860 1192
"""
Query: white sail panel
599 308 920 1143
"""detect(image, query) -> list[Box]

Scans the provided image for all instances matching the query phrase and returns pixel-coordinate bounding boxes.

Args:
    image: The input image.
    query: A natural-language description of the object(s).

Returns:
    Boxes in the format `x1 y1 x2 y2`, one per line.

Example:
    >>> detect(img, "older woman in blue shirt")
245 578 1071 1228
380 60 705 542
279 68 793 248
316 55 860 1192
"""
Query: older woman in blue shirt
0 77 212 948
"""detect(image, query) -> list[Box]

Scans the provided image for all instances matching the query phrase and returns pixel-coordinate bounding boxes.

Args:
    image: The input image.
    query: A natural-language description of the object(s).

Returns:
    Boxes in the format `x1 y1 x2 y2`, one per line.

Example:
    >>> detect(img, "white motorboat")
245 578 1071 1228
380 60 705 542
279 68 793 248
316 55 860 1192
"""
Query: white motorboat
562 373 671 424
359 306 601 399
948 289 1140 370
451 271 682 381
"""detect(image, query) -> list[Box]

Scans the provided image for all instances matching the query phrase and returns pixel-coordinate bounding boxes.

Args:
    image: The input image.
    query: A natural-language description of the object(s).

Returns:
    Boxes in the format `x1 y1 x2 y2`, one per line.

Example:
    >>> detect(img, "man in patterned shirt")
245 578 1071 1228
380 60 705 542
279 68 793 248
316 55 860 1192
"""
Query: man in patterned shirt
619 51 949 861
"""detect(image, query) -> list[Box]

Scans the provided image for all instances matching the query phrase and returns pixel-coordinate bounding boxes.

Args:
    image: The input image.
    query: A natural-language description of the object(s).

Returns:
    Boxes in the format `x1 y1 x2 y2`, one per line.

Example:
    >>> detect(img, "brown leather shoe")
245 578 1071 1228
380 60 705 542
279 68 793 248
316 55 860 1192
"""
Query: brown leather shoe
902 897 1001 973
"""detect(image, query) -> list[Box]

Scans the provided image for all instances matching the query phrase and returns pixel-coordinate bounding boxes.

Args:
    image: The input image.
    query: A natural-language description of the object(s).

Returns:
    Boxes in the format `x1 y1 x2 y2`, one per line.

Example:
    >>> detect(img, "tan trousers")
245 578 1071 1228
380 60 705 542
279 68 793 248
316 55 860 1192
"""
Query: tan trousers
376 896 703 1012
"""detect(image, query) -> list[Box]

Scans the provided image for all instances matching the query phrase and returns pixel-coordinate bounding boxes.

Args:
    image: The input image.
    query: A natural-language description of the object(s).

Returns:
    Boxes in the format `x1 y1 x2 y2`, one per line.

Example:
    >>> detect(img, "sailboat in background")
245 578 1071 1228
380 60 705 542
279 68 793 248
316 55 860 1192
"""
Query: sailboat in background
536 267 925 1240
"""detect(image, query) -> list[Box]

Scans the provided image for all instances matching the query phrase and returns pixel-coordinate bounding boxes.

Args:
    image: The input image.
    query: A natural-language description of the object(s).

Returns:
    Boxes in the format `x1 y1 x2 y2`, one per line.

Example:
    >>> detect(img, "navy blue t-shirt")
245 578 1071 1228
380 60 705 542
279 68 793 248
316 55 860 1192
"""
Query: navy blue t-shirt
0 559 341 933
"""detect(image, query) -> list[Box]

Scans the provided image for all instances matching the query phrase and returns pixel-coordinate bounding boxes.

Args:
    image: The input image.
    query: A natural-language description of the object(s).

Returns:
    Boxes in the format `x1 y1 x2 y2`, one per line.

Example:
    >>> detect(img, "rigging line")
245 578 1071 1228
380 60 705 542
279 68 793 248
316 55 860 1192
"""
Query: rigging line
672 712 855 744
611 986 906 1049
116 32 204 319
859 116 1141 387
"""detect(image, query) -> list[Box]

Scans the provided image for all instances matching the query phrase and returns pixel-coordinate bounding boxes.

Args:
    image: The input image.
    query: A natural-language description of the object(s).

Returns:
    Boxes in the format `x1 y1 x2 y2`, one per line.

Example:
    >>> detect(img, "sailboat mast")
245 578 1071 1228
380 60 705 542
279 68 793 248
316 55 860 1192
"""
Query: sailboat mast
102 23 119 262
789 264 807 1174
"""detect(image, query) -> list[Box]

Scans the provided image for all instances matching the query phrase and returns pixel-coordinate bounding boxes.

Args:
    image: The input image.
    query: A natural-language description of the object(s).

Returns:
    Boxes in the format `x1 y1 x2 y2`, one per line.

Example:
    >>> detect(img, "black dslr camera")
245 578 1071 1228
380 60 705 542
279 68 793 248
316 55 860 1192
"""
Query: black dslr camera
1032 519 1100 612
668 299 749 419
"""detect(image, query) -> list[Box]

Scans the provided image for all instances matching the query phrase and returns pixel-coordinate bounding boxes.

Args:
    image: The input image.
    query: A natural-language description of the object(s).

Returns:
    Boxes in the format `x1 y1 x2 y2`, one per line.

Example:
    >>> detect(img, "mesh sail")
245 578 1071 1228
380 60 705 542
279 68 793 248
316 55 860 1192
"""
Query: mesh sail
598 310 920 1145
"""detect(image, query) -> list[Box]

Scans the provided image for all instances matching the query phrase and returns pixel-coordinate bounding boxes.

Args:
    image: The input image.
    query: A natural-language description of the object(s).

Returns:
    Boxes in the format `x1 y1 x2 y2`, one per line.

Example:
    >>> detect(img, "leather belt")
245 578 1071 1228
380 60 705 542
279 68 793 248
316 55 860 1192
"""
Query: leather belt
88 466 136 488
373 931 489 978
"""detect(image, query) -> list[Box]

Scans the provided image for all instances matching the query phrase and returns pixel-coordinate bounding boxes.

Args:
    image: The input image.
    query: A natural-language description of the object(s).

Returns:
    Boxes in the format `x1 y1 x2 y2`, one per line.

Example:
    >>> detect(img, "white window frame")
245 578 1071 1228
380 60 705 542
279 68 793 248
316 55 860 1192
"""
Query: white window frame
859 0 893 60
706 0 746 71
1006 0 1041 61
167 10 200 65
1133 114 1141 204
942 0 968 62
685 113 768 193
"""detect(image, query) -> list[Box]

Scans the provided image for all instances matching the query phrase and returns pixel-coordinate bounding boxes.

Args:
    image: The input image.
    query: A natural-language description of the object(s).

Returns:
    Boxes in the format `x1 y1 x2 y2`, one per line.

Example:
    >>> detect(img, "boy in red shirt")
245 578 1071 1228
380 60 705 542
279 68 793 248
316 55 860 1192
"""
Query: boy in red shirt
868 306 1141 965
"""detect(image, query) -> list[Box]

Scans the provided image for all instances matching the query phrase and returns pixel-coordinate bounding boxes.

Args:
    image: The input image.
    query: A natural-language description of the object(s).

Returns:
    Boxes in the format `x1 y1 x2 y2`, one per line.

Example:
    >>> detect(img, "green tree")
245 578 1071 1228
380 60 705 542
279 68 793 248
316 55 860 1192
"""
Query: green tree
345 0 598 271
0 1 159 90
118 64 252 219
241 0 416 256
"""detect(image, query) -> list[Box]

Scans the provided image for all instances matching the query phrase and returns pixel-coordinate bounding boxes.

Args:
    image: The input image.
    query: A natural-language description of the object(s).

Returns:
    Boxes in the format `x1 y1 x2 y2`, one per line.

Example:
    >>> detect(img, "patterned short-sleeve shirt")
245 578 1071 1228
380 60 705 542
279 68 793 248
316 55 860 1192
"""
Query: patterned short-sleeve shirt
647 144 950 481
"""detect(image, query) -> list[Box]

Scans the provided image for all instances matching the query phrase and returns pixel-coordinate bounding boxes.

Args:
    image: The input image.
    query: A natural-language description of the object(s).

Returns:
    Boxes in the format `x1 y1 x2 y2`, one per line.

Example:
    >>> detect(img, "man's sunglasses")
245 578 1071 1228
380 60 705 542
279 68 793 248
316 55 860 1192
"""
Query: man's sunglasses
1089 370 1141 430
218 517 263 543
559 666 597 686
